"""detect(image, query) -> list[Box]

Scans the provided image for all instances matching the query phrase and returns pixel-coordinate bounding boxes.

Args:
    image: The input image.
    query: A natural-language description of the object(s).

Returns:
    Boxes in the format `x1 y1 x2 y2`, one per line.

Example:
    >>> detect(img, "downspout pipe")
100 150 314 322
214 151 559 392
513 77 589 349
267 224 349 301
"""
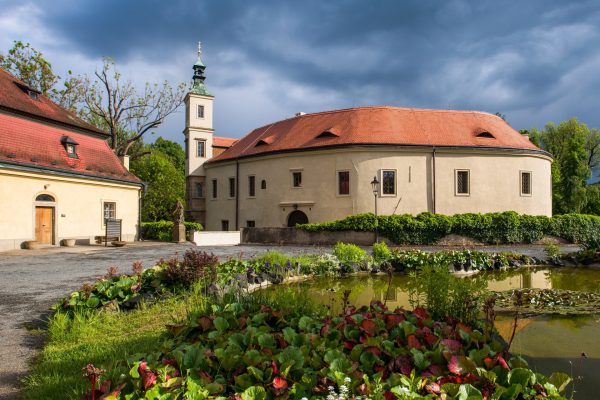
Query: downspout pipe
432 147 436 214
235 159 240 230
138 182 147 240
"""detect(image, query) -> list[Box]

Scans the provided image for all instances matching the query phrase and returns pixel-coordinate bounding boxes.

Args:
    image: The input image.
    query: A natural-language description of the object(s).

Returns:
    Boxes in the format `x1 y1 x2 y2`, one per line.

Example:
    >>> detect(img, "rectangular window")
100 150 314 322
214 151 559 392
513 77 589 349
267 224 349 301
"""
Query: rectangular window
103 202 116 222
246 220 256 228
197 105 205 118
212 179 217 199
229 177 236 198
221 220 229 231
521 171 532 195
195 182 204 198
66 144 78 158
197 140 206 158
184 138 189 159
456 170 470 195
338 171 350 195
382 170 396 195
248 175 256 197
292 171 302 187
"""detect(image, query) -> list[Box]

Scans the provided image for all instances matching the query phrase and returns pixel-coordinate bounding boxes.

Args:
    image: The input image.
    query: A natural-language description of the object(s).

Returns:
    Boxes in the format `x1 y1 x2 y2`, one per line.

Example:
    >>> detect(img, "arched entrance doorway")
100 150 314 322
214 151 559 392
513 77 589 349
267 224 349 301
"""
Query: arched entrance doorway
287 210 308 227
35 194 55 244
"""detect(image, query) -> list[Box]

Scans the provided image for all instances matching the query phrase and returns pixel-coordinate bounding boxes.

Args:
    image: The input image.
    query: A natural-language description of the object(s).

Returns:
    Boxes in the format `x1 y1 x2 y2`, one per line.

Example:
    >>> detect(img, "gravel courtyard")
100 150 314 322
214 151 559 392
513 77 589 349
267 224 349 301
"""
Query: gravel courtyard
0 242 578 399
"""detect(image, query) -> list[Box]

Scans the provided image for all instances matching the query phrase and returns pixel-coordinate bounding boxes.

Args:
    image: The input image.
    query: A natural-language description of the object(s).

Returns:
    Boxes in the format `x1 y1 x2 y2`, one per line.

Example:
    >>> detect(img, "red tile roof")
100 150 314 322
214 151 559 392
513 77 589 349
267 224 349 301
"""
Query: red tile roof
212 136 237 148
0 112 141 184
209 106 545 163
0 68 106 135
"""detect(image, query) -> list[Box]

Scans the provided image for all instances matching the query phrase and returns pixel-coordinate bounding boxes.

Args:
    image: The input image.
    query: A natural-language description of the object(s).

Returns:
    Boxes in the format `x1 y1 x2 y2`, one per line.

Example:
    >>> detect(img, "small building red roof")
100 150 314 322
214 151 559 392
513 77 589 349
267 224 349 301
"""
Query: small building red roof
0 68 106 136
212 136 237 148
0 112 141 184
209 106 544 163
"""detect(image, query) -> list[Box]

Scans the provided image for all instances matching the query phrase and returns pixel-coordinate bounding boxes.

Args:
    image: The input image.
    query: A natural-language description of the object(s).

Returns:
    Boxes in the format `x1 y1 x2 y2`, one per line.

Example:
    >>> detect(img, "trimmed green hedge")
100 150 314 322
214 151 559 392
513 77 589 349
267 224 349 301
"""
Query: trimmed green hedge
298 211 600 247
141 221 203 241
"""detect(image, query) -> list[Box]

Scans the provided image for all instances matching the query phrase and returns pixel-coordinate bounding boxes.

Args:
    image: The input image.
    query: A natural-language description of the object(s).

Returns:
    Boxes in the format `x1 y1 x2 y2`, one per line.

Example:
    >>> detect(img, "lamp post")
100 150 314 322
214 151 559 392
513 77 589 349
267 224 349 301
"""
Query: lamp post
370 176 380 243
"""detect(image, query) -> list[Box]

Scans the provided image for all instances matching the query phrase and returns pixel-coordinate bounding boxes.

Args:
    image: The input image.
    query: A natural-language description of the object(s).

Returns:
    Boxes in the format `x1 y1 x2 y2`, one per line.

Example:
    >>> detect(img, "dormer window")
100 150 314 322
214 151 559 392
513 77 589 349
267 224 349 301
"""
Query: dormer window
60 135 79 159
28 90 39 100
475 130 495 138
316 130 339 139
15 81 41 100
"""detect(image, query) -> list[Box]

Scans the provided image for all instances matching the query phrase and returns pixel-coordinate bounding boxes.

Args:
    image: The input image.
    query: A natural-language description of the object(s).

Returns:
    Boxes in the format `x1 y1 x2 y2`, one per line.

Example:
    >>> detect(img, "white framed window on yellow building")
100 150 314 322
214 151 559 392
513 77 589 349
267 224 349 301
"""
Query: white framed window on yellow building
455 170 470 196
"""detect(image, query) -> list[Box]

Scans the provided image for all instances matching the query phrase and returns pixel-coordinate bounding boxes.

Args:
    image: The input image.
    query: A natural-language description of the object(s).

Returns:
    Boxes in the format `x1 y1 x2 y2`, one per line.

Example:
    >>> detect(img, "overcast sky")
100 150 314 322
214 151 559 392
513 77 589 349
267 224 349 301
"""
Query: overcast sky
2 0 599 144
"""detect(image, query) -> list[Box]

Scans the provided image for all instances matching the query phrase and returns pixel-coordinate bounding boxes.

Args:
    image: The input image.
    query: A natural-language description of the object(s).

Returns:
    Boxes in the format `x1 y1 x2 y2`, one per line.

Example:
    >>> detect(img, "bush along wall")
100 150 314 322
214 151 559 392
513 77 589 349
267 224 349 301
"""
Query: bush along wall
141 221 203 241
298 211 600 247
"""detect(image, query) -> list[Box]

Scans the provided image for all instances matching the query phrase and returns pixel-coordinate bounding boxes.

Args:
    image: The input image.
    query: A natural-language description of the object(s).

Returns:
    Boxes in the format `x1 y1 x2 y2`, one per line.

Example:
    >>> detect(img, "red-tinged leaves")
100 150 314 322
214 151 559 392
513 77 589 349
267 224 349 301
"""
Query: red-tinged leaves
448 355 477 375
456 322 472 333
483 356 496 369
360 319 377 335
384 391 395 400
344 340 355 350
427 364 444 377
141 369 157 390
384 313 406 329
497 354 510 370
199 371 212 384
271 360 279 375
273 376 288 389
424 332 439 346
197 316 213 332
413 307 429 319
364 346 382 357
440 339 462 354
320 323 330 337
391 355 414 376
425 382 441 395
407 334 422 350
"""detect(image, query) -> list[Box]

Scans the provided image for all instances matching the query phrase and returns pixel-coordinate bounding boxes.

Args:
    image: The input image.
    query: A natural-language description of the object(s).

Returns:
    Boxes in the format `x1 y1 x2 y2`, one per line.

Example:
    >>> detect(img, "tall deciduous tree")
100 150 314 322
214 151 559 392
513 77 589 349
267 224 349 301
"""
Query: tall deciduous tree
130 151 185 221
530 118 592 214
0 41 83 111
150 137 185 174
81 58 186 158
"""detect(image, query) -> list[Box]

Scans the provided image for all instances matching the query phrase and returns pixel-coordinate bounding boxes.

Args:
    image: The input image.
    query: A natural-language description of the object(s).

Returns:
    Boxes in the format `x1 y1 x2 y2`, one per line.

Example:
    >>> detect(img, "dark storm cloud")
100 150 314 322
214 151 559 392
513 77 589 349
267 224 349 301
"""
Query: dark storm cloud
6 0 600 134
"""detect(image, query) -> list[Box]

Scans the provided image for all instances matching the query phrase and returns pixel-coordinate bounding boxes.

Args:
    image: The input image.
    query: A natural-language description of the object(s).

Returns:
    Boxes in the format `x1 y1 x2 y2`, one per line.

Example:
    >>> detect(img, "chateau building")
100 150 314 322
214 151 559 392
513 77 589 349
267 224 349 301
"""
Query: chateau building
184 47 552 231
0 68 142 250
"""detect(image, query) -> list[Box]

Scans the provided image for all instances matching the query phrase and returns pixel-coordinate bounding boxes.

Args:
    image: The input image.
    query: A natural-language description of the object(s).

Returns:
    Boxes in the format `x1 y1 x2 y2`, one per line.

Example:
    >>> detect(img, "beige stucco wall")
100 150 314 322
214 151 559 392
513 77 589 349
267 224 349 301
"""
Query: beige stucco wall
203 147 552 230
0 168 140 250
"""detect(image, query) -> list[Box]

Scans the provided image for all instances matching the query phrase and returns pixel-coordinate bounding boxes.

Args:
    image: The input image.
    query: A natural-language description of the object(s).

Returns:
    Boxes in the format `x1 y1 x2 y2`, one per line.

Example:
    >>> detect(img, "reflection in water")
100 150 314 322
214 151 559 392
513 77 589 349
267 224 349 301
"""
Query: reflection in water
270 267 600 399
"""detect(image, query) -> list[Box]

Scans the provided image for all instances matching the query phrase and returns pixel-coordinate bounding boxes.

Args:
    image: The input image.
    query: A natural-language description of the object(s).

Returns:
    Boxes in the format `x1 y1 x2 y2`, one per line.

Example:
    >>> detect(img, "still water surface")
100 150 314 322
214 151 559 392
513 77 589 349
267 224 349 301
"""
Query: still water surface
274 267 600 398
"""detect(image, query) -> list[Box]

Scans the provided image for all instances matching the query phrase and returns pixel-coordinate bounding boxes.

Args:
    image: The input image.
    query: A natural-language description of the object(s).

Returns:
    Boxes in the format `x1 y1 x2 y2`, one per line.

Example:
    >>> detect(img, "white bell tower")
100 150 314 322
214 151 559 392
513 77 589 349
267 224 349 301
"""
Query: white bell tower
184 42 214 225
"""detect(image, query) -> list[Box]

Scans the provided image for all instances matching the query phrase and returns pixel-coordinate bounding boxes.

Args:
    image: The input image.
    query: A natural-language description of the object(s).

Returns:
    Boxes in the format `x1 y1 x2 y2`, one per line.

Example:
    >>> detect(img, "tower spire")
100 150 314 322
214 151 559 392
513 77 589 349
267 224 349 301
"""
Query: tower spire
191 41 211 96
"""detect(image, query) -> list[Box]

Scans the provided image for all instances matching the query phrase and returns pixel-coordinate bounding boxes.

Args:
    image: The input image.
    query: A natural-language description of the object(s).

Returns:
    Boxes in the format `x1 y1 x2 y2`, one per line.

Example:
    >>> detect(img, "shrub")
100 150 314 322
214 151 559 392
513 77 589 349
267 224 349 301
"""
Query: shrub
545 243 560 257
333 242 367 271
162 250 218 288
141 221 203 241
372 241 392 266
298 212 600 247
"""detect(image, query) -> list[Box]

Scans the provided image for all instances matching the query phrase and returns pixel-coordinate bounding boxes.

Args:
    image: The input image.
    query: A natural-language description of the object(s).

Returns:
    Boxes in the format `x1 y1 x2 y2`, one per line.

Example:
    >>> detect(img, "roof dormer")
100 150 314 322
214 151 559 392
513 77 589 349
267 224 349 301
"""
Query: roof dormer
60 135 79 158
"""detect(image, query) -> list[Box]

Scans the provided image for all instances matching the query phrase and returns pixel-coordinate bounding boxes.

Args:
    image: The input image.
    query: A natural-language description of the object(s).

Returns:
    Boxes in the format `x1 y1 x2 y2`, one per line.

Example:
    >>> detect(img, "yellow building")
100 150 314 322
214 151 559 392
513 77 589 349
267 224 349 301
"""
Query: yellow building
0 69 143 250
184 49 552 231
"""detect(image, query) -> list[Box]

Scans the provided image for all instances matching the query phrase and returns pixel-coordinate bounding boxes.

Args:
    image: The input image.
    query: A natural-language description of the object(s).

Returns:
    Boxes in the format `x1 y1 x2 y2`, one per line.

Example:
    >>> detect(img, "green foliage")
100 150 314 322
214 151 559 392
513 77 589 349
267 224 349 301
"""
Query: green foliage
131 151 185 221
98 301 566 399
141 221 202 241
372 242 392 266
408 264 488 323
529 118 594 214
1 40 58 95
150 137 185 174
333 242 367 272
299 211 600 247
545 244 560 257
161 250 219 289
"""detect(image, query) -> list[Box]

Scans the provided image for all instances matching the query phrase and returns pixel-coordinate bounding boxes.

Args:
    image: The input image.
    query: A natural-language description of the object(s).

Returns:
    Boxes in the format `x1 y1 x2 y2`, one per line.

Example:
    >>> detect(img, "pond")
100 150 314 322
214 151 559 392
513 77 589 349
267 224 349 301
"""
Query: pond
271 267 600 399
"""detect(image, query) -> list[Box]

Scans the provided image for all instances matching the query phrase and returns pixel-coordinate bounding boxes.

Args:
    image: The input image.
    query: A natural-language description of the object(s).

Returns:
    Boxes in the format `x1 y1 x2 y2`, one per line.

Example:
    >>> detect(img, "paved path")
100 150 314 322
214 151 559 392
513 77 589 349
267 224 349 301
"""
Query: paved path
0 242 579 399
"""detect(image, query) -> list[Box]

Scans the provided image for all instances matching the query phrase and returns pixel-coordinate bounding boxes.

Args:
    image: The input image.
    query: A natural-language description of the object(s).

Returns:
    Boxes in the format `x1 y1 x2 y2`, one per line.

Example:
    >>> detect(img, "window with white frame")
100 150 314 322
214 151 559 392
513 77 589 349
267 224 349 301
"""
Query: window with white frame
521 171 532 195
455 170 470 195
292 171 302 188
381 170 396 195
229 177 236 198
195 182 204 198
338 171 350 195
103 202 116 222
197 105 205 119
248 175 256 197
197 140 206 158
212 179 218 199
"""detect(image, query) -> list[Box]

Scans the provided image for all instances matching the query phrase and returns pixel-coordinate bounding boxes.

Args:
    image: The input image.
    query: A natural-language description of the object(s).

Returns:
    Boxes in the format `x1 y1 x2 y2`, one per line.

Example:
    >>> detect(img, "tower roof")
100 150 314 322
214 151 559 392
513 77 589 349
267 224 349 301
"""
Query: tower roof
191 42 211 96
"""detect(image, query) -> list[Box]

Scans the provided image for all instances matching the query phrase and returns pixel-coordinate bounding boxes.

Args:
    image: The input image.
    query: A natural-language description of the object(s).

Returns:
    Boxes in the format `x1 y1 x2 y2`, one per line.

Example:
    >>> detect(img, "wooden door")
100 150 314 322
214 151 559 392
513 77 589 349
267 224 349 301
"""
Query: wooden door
35 207 53 244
